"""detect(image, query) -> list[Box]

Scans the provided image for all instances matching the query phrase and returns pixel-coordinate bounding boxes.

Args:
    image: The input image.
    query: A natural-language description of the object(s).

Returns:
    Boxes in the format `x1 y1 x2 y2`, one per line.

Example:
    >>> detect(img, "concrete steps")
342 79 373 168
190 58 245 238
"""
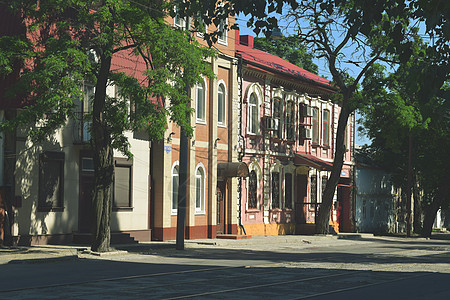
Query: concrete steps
216 234 252 240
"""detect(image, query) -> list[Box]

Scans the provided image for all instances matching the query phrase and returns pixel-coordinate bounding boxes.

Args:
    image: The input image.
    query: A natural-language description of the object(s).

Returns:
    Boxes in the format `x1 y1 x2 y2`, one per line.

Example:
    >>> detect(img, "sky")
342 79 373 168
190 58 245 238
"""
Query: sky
235 14 372 146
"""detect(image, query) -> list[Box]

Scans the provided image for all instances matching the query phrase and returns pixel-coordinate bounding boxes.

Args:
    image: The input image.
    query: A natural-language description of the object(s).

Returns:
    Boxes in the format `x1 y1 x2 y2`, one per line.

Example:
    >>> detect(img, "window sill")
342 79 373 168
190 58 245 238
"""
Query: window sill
218 39 227 46
270 208 283 212
113 207 133 212
196 120 207 125
195 211 205 215
217 123 227 128
246 208 260 213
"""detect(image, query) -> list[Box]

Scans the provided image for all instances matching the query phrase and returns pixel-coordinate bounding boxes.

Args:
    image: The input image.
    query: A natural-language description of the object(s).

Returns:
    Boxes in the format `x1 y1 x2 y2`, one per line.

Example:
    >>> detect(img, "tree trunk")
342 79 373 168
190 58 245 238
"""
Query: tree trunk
412 172 422 234
422 175 450 238
316 105 351 234
91 52 114 252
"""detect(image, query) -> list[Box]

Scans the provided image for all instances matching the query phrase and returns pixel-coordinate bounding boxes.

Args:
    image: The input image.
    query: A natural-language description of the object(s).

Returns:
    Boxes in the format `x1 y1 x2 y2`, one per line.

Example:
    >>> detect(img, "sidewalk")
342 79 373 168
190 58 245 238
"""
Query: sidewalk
0 233 376 265
4 232 447 265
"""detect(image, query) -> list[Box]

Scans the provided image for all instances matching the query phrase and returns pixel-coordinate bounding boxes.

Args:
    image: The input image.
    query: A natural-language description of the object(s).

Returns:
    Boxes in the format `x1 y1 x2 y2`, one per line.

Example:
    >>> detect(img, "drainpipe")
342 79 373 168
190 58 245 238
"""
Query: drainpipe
236 53 246 235
351 112 356 232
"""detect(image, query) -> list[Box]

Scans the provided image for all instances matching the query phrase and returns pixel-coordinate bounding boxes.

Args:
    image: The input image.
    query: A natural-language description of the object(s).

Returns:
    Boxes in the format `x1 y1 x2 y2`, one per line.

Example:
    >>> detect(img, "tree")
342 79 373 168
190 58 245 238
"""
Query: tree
177 0 418 234
0 1 215 252
360 59 450 237
253 36 318 74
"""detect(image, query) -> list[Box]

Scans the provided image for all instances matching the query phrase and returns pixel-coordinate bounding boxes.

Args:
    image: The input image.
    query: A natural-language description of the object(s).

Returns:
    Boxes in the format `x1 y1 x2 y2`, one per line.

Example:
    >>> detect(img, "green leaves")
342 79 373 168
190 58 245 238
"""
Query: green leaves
253 36 318 74
0 0 216 153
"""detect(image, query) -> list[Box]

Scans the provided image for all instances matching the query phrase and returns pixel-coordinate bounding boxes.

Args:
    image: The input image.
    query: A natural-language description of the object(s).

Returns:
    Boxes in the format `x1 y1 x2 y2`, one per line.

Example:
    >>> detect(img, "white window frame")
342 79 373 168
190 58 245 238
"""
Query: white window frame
248 93 259 134
171 161 179 215
195 163 206 214
173 6 186 29
195 15 207 38
196 78 207 124
322 109 330 146
217 80 227 127
217 18 228 45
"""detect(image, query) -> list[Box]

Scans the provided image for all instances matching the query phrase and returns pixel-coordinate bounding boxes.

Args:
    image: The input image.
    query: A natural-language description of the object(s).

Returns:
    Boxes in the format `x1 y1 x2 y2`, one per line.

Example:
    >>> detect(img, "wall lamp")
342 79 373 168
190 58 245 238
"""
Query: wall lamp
167 132 175 143
214 138 221 149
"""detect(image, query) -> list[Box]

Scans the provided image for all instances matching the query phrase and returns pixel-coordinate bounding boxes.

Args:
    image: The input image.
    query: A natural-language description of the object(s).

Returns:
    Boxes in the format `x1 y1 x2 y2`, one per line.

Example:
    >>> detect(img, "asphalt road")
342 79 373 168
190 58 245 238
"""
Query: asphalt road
1 234 449 299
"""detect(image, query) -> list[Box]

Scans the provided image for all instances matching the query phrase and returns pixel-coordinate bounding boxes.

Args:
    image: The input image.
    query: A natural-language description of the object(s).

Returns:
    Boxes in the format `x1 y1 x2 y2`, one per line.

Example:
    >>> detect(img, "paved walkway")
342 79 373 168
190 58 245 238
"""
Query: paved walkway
1 233 450 299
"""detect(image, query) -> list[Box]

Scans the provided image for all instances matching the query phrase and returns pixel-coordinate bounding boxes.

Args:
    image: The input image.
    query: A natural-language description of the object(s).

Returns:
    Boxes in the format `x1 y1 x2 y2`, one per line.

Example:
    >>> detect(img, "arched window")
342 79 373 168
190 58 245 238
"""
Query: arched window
196 81 206 123
273 97 282 138
248 170 257 209
218 83 226 126
171 163 179 215
195 165 205 213
248 93 258 134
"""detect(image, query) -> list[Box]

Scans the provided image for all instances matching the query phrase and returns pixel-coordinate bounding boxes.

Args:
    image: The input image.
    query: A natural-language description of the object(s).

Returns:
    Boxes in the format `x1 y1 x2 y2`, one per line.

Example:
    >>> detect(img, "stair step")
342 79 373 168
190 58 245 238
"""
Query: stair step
216 234 252 240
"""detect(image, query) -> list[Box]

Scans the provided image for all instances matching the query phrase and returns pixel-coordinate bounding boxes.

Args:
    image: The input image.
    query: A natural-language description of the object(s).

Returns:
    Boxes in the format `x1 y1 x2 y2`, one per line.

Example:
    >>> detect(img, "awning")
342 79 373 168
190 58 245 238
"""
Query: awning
217 162 249 178
294 153 333 171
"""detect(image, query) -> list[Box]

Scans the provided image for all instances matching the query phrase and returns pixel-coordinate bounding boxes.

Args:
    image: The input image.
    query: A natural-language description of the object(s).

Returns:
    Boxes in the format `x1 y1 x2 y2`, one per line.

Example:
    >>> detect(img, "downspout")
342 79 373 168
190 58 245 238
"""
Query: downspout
236 53 246 235
351 112 356 232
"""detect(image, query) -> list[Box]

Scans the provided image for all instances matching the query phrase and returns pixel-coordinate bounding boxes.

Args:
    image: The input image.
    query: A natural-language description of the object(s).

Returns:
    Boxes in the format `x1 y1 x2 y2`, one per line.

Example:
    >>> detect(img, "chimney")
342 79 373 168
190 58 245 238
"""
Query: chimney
239 35 254 48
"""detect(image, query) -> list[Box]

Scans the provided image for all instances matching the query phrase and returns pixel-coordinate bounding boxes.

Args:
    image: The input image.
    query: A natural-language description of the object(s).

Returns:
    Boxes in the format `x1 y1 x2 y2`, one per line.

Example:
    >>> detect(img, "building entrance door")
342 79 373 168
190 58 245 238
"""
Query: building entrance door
216 182 226 234
295 174 308 224
79 155 94 233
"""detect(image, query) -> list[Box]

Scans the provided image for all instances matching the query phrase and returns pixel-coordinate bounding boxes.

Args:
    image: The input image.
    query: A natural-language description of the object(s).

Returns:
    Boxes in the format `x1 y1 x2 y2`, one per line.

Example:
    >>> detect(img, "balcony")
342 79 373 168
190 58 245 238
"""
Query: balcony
73 112 91 144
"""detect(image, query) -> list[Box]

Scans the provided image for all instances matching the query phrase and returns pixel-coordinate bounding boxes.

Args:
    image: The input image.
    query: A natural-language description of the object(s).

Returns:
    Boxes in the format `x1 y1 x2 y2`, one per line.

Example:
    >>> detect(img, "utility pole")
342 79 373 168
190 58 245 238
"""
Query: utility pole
176 16 190 250
176 126 188 250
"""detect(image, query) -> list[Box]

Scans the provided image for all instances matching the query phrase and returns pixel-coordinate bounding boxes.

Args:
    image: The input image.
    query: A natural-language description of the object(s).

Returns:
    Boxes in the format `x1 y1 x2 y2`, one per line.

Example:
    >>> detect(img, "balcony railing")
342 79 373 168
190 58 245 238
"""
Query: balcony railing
73 112 91 144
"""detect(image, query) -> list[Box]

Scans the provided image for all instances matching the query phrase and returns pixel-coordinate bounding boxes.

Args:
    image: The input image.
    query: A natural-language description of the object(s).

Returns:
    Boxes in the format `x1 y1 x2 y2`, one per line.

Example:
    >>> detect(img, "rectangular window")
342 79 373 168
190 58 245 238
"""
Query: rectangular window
218 19 227 45
38 152 64 211
323 110 330 146
285 173 292 209
272 172 280 208
286 102 295 140
113 158 132 209
312 107 319 144
196 83 205 122
273 98 282 138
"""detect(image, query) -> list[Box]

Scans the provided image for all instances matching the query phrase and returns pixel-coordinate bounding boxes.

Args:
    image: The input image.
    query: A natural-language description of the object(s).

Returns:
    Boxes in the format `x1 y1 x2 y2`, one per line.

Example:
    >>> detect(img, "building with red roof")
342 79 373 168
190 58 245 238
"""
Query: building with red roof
235 32 355 235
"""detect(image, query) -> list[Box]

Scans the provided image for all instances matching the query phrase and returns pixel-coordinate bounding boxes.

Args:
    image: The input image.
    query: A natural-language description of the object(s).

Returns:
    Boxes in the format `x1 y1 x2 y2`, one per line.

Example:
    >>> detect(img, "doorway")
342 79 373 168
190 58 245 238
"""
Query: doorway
216 181 226 234
79 155 94 233
295 174 308 224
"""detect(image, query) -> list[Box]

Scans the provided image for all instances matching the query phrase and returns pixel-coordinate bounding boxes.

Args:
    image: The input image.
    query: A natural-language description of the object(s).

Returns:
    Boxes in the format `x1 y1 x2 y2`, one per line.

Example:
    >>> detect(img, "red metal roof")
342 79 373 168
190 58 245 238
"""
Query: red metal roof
235 34 333 89
294 153 333 171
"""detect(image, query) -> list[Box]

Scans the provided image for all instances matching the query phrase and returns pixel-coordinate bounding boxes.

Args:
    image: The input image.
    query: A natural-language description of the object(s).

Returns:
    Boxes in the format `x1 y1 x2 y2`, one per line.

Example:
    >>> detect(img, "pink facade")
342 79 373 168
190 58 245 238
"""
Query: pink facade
236 33 354 235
